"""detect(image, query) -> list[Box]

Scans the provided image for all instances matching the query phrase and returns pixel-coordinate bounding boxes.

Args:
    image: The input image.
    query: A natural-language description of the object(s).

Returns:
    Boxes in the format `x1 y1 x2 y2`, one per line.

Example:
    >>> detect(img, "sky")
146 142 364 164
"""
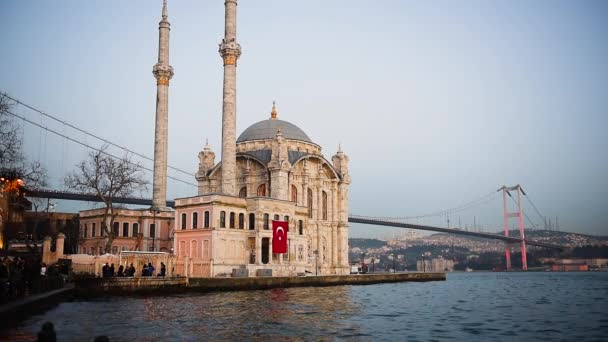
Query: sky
1 0 607 237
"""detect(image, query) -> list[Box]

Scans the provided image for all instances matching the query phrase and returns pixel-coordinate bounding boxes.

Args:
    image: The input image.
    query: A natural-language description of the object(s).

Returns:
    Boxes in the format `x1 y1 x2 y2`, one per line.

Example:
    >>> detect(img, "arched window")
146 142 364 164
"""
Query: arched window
230 212 235 228
238 213 244 229
263 213 269 230
291 185 298 203
181 213 187 230
284 215 290 230
133 223 139 237
113 222 119 236
307 188 313 218
220 211 226 228
123 222 129 237
204 211 210 228
192 212 198 229
322 191 328 221
249 213 255 230
257 184 266 197
239 187 247 198
274 214 280 221
191 240 197 258
298 220 303 235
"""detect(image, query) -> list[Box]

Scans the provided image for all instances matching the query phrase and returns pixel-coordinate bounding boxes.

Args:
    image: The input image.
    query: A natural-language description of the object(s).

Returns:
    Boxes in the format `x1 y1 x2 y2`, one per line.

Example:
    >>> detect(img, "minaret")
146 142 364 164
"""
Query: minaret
152 0 174 209
219 0 241 196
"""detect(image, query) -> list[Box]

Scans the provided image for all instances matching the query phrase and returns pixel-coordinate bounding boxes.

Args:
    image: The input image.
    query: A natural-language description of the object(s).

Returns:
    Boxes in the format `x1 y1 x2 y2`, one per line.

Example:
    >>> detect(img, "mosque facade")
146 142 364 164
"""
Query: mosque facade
78 0 351 277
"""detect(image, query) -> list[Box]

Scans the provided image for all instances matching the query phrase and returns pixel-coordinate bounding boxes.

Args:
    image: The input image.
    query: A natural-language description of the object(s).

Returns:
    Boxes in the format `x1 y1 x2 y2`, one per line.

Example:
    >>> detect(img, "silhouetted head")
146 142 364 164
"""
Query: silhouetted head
37 321 56 342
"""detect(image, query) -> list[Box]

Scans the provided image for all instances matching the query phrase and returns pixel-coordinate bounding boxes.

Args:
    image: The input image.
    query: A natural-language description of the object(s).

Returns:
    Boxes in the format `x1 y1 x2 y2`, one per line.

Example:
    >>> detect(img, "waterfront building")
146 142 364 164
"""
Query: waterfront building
417 257 454 272
172 0 351 277
77 1 350 275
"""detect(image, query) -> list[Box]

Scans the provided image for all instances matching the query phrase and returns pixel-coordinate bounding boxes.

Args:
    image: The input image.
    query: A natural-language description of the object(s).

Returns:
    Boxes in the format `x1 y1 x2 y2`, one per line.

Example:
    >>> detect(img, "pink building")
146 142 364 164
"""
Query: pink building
78 208 174 255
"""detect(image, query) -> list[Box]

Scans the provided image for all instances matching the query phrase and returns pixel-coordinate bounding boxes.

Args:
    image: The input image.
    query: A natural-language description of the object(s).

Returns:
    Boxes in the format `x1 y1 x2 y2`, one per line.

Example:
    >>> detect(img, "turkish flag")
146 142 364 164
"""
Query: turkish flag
272 220 288 254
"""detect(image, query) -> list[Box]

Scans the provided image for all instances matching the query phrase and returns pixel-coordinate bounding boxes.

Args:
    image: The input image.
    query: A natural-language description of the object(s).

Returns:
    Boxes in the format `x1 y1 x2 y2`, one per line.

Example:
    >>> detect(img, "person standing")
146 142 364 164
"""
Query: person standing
148 263 155 277
159 262 166 277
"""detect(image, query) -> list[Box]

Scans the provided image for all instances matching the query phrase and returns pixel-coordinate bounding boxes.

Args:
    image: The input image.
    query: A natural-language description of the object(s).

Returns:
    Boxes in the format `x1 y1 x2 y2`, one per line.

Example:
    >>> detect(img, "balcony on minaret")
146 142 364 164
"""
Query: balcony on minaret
332 146 350 180
196 142 216 178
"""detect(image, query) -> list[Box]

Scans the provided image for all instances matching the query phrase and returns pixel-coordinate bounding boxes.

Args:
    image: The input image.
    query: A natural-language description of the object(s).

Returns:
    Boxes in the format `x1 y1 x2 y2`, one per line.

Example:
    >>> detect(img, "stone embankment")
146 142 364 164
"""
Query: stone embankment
75 272 445 295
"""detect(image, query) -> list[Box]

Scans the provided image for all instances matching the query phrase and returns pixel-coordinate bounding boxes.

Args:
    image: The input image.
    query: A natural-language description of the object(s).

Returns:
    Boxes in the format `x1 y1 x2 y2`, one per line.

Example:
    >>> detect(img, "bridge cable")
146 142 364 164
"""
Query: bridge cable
4 109 198 188
522 192 546 225
353 190 499 221
2 94 194 178
507 195 540 230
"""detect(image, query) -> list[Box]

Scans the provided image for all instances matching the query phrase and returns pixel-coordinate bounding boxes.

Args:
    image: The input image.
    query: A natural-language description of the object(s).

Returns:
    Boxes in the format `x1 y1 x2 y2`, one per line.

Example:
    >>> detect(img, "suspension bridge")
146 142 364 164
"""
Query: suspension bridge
2 93 565 269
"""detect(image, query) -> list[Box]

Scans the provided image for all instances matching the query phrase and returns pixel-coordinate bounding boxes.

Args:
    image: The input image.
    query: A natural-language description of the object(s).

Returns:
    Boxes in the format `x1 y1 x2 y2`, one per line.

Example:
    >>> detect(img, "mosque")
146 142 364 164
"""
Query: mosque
80 0 351 277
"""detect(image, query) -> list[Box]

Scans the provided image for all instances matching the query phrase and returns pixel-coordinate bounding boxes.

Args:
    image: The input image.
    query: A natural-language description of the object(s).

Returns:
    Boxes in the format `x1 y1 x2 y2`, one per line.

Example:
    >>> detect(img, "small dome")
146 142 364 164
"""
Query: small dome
237 119 313 143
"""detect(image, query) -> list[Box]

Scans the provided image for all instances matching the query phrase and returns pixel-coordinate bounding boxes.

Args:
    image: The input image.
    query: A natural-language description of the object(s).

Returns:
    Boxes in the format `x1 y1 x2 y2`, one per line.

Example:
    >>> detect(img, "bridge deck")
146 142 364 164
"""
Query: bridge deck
24 188 562 249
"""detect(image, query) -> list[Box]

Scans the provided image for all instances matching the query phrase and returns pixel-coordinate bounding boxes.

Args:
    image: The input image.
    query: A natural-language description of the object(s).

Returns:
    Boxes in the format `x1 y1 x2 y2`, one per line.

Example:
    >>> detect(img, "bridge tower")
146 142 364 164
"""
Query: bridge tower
500 185 527 271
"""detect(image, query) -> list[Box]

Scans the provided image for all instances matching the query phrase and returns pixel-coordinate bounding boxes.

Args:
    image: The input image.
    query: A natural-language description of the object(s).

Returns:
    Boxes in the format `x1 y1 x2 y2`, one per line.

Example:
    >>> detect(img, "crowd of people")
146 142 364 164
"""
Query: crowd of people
101 262 166 278
0 256 64 304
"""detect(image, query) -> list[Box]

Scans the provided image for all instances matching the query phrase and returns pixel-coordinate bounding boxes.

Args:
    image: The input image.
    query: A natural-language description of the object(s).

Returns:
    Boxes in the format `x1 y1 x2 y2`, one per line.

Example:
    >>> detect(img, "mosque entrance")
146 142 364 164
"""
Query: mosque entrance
261 238 269 264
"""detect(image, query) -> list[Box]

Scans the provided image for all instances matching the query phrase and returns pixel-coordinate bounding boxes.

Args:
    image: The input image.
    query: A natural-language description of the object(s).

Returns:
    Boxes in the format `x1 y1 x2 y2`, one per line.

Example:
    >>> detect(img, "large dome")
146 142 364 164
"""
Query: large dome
237 119 312 143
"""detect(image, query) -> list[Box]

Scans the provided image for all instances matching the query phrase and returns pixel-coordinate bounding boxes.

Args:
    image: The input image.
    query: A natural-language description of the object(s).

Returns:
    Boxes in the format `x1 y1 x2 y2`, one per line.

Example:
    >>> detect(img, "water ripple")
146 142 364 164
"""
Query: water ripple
0 273 607 341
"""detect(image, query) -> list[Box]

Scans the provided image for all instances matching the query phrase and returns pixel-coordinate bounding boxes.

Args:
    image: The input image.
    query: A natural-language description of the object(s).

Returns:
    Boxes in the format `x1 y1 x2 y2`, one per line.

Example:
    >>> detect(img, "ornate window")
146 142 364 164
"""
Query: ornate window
263 213 269 230
133 223 139 237
83 224 88 238
274 214 280 221
291 185 298 203
113 222 119 236
150 224 156 238
322 191 328 221
204 211 210 228
257 184 266 197
298 220 303 235
249 213 255 230
181 213 187 230
193 212 198 229
230 212 235 228
220 211 226 228
284 215 290 231
307 188 313 218
92 223 96 237
239 187 247 198
298 245 304 261
238 213 244 229
122 222 129 237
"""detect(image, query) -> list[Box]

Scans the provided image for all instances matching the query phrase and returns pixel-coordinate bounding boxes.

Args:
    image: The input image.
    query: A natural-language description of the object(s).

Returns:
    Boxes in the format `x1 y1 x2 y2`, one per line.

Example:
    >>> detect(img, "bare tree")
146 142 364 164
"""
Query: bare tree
1 93 48 247
65 145 147 253
0 93 22 169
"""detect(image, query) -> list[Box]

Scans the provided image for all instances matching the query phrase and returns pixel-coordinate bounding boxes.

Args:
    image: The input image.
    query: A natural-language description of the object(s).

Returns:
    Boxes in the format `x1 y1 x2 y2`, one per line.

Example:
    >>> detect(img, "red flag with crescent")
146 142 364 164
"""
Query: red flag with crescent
272 220 288 254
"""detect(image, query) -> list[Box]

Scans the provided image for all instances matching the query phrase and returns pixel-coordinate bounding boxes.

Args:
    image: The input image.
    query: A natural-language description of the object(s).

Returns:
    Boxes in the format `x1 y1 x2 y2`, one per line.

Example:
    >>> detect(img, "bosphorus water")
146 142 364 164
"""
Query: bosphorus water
2 272 607 341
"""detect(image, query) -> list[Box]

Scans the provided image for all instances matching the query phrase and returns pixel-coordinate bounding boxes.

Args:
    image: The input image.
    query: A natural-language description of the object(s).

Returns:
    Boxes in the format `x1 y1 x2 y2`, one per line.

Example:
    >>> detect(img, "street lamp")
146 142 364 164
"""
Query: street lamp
361 252 366 274
149 207 160 252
